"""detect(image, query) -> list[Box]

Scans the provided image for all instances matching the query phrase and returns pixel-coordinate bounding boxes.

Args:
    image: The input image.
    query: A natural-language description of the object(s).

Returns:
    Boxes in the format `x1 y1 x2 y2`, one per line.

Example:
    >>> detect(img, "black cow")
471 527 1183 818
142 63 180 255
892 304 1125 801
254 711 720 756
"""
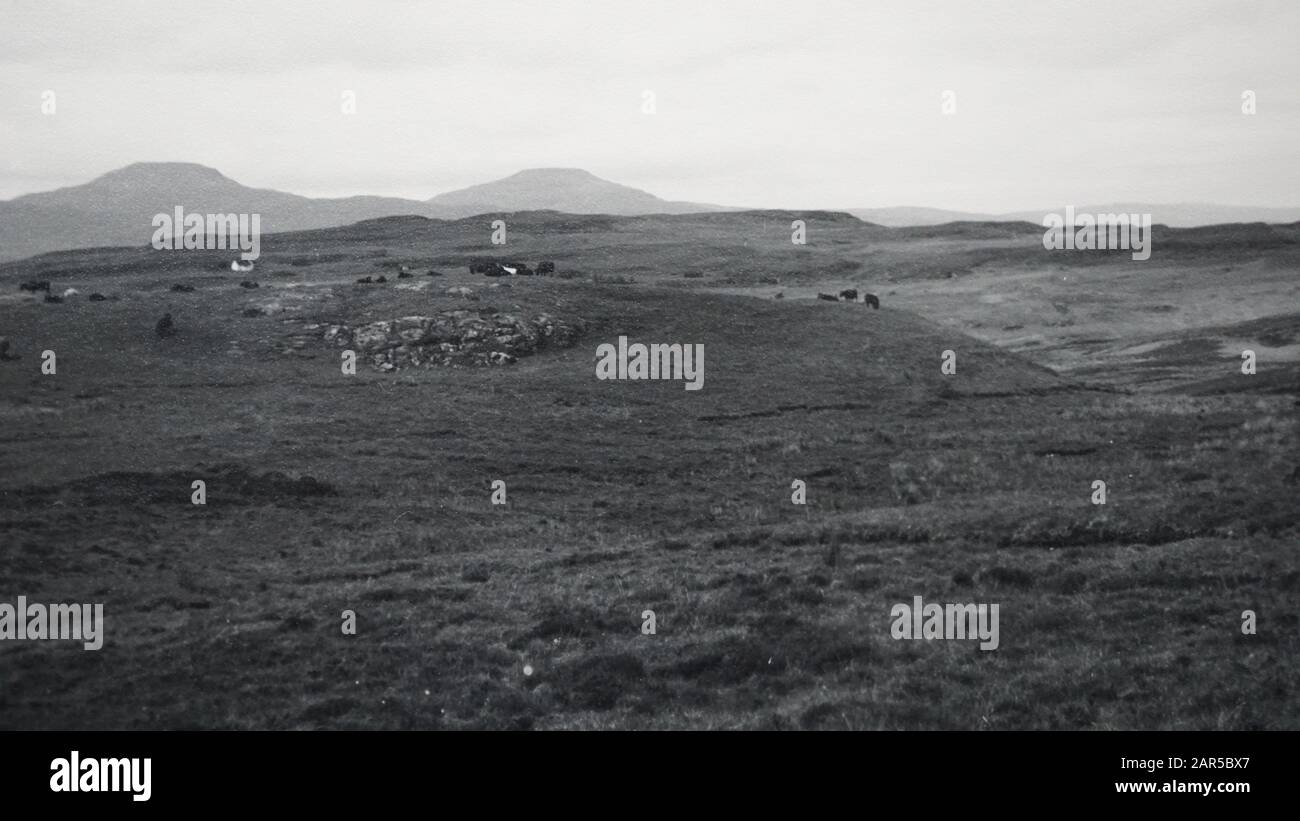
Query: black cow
375 275 387 284
156 313 175 338
537 261 556 276
89 293 108 301
863 293 880 309
839 288 858 302
239 280 259 289
170 284 195 292
356 276 374 284
19 280 51 293
397 271 412 279
44 293 63 304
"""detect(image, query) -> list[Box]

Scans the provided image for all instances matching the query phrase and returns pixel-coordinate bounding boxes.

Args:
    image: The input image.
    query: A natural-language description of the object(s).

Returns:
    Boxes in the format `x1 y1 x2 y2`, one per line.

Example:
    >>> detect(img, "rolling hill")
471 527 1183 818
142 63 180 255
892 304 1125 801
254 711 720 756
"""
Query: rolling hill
851 203 1300 228
0 163 434 263
0 212 1295 729
426 168 730 216
7 162 1298 264
0 164 731 262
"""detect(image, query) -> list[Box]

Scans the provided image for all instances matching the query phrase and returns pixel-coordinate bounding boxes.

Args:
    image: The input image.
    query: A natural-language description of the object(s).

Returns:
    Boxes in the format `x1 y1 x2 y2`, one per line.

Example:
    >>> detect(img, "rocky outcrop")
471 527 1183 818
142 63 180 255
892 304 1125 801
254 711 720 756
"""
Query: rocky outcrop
323 309 585 371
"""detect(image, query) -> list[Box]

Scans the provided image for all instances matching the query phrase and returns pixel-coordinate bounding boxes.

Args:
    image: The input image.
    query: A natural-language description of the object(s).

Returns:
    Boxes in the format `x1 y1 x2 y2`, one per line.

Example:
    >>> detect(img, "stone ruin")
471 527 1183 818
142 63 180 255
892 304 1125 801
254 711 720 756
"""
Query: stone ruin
322 308 585 371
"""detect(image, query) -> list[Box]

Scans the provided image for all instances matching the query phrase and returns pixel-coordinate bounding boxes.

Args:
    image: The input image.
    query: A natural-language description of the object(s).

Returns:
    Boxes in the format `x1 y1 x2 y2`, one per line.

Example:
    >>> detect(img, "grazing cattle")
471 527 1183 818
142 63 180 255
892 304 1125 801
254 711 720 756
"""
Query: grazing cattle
863 292 880 309
397 271 412 279
356 276 373 284
839 288 858 302
44 293 63 304
537 261 556 276
62 288 79 298
375 275 387 283
19 280 51 293
817 293 839 302
231 260 255 273
473 261 511 277
774 291 784 299
155 313 176 338
170 284 195 292
89 292 108 301
503 262 534 276
240 280 259 289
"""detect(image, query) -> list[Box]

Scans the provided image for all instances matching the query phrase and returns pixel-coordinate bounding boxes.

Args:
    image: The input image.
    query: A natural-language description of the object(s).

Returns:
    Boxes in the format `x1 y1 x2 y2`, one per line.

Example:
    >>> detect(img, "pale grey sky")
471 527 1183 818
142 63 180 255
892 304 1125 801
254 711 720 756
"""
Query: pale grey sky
1 0 1296 210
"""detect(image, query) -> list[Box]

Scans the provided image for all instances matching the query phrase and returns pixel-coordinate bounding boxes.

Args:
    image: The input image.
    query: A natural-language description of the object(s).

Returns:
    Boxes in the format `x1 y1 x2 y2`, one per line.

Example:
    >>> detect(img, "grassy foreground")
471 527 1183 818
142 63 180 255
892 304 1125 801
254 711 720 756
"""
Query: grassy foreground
1 261 1295 729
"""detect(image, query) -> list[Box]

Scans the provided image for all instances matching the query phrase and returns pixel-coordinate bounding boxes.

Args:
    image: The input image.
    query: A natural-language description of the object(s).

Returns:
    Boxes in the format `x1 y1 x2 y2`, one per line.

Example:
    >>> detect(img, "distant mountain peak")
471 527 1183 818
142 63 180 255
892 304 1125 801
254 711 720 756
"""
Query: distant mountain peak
0 162 726 262
101 162 231 182
505 167 601 180
426 167 723 216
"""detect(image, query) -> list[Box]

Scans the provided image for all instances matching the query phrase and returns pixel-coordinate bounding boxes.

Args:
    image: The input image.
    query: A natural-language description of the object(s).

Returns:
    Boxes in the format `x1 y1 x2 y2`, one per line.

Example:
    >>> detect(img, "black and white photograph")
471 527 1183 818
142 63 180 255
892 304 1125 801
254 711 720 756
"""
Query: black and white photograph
0 0 1296 797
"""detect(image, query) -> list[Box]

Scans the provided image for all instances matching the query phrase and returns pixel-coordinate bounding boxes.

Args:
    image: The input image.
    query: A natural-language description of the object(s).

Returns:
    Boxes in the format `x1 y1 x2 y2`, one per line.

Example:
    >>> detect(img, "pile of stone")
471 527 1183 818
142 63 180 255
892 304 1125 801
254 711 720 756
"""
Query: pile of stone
322 308 585 371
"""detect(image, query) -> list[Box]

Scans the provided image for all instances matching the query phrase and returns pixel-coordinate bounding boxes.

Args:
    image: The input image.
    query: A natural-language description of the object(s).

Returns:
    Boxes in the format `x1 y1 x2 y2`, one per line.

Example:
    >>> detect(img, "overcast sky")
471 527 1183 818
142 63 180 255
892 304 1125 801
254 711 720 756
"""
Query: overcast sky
1 0 1296 210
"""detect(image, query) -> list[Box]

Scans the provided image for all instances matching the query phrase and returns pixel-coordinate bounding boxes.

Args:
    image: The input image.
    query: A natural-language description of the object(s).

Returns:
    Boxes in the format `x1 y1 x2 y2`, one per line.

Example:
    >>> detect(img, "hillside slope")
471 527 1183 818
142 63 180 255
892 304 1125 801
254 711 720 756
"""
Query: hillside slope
428 168 729 216
0 163 436 262
1 220 1295 730
0 165 733 261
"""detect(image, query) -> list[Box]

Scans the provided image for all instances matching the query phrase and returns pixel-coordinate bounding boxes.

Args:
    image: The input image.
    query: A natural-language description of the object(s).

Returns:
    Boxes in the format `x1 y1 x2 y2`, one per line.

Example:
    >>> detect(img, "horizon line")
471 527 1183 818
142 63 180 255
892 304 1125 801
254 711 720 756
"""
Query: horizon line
4 161 1300 214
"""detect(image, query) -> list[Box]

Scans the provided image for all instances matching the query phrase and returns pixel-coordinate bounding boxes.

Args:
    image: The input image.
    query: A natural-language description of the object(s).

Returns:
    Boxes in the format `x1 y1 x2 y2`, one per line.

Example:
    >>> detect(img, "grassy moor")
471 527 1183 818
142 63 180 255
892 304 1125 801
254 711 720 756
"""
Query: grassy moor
2 212 1296 729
